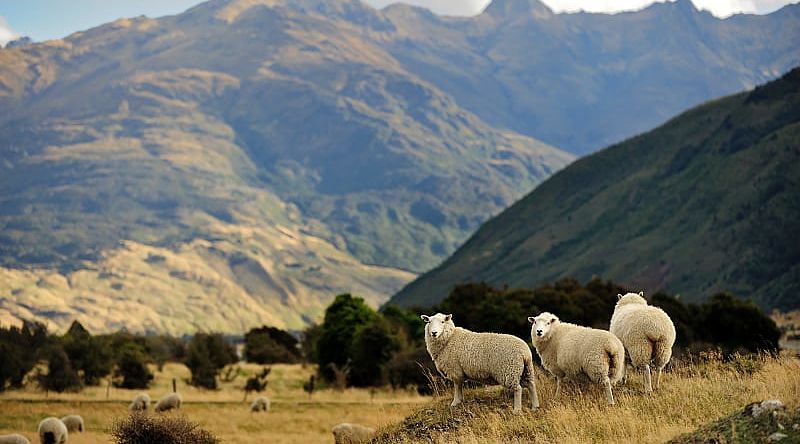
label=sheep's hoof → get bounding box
[450,400,462,407]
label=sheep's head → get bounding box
[420,313,454,341]
[528,312,559,340]
[616,291,648,307]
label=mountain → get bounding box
[381,0,800,154]
[0,0,571,333]
[389,67,800,311]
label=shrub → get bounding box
[316,294,378,382]
[111,413,220,444]
[244,326,301,364]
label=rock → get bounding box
[751,400,785,418]
[767,432,788,442]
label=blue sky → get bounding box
[1,0,796,45]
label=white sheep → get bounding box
[37,417,67,444]
[421,313,539,413]
[610,291,676,392]
[250,396,270,412]
[154,393,182,413]
[331,423,375,444]
[59,416,83,434]
[129,393,151,412]
[0,434,30,444]
[529,312,625,405]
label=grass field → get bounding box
[0,363,426,444]
[2,355,799,443]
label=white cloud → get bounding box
[364,0,795,17]
[0,16,19,46]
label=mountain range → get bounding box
[390,67,800,311]
[0,0,798,332]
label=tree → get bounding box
[243,367,270,401]
[349,318,401,387]
[38,345,82,393]
[185,333,237,389]
[697,293,781,354]
[316,294,378,382]
[114,346,154,389]
[62,321,112,385]
[244,326,301,364]
[0,321,48,391]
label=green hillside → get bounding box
[390,68,800,310]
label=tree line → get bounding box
[0,277,781,394]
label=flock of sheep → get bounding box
[422,291,677,412]
[1,291,675,443]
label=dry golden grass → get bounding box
[2,356,799,443]
[0,363,425,444]
[375,353,800,443]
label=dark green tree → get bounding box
[185,333,237,389]
[0,321,49,391]
[114,346,154,389]
[62,321,112,385]
[696,293,781,353]
[38,345,82,393]
[244,326,301,364]
[316,294,378,382]
[349,318,400,387]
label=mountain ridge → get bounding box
[389,67,800,311]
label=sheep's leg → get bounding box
[603,377,615,405]
[555,378,562,399]
[512,384,522,413]
[654,367,662,390]
[451,380,463,407]
[643,364,652,393]
[527,378,540,409]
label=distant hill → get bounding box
[0,0,570,333]
[382,0,800,154]
[390,68,800,311]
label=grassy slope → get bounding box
[374,355,800,443]
[391,68,800,311]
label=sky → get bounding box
[0,0,796,45]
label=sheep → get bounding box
[250,396,270,412]
[129,393,151,412]
[59,416,83,434]
[610,291,676,392]
[528,312,625,405]
[421,313,539,413]
[37,417,67,444]
[331,423,375,444]
[0,434,30,444]
[154,393,183,413]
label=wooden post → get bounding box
[106,378,111,400]
[172,378,177,393]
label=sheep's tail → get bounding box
[42,432,56,444]
[650,334,673,370]
[607,340,625,384]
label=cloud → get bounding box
[0,16,19,46]
[366,0,490,16]
[364,0,795,17]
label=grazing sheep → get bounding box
[37,417,67,444]
[129,393,151,412]
[154,393,182,413]
[421,313,539,413]
[59,416,83,434]
[332,423,375,444]
[250,396,270,412]
[529,312,625,405]
[610,291,676,392]
[0,434,30,444]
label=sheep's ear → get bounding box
[551,315,559,323]
[445,314,452,322]
[420,315,430,323]
[527,316,535,324]
[639,291,644,297]
[617,293,623,300]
